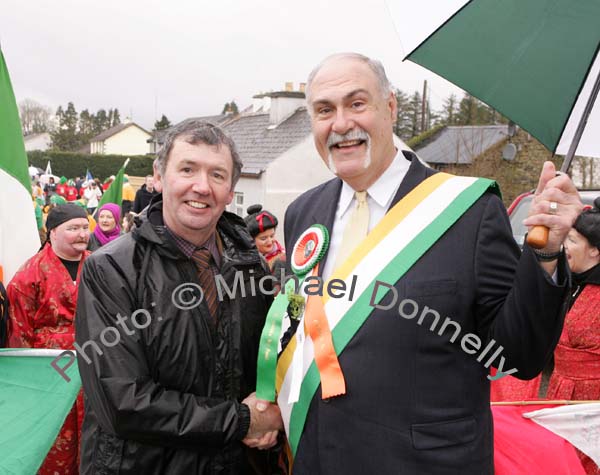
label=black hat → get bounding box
[46,203,88,233]
[244,204,278,238]
[574,197,600,249]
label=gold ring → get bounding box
[549,201,558,214]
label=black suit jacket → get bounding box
[283,152,570,475]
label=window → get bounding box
[233,192,244,217]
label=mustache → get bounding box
[326,128,370,148]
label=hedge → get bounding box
[28,150,154,180]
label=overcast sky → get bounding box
[1,0,467,130]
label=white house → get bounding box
[222,88,412,243]
[24,132,51,151]
[152,86,413,243]
[90,121,151,155]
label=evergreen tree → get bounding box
[440,94,459,125]
[78,109,97,144]
[394,89,413,141]
[50,102,82,151]
[94,109,110,134]
[154,114,172,130]
[112,108,121,126]
[221,101,239,115]
[407,92,423,138]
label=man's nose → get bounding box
[332,109,354,135]
[192,173,211,193]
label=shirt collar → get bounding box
[165,226,220,265]
[338,149,411,217]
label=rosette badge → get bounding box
[291,224,329,277]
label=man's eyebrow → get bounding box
[312,88,372,106]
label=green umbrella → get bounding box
[405,0,600,167]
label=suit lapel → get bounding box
[388,151,434,209]
[310,179,342,277]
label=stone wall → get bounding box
[441,129,561,206]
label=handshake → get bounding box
[241,392,284,450]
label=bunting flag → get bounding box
[493,404,586,475]
[97,158,129,208]
[0,49,40,284]
[524,403,600,467]
[0,349,81,474]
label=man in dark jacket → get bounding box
[132,174,159,213]
[76,120,283,474]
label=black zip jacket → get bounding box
[76,196,273,474]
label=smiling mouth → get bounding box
[331,139,366,150]
[187,200,209,209]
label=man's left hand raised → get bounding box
[524,161,583,274]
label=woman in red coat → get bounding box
[7,204,90,475]
[547,202,600,474]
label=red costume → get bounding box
[492,264,600,474]
[264,239,286,269]
[7,244,89,475]
[56,183,68,198]
[545,282,600,474]
[66,186,78,201]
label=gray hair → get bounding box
[155,119,243,187]
[305,52,393,106]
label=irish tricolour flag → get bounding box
[0,48,40,284]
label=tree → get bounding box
[394,89,414,141]
[440,94,459,126]
[407,91,423,138]
[79,109,95,140]
[94,109,110,135]
[19,99,52,135]
[50,102,82,151]
[154,114,172,131]
[111,108,121,126]
[221,101,239,115]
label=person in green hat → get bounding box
[56,176,68,199]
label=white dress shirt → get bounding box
[322,150,411,281]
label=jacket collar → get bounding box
[133,195,261,266]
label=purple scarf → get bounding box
[94,203,121,246]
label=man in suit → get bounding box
[281,52,581,474]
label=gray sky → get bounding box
[1,0,466,131]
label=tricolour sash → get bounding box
[262,173,499,455]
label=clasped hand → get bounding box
[242,392,283,450]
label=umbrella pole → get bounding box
[527,65,600,249]
[560,63,600,173]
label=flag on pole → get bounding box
[97,158,129,208]
[0,49,40,284]
[0,349,81,474]
[44,160,52,176]
[85,169,93,183]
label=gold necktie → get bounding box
[334,191,369,271]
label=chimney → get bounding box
[285,82,294,92]
[267,91,306,125]
[299,83,306,93]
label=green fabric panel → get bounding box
[407,0,600,152]
[98,162,126,208]
[0,51,31,192]
[0,350,81,474]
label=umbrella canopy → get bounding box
[402,0,600,158]
[28,166,43,177]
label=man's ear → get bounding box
[388,91,398,123]
[153,161,163,193]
